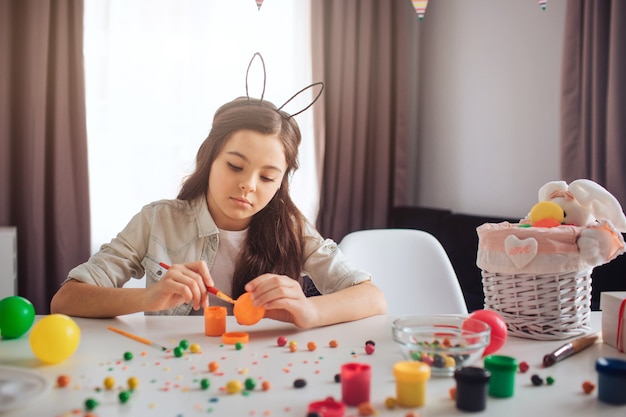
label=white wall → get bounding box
[411,0,566,219]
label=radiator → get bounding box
[0,227,17,299]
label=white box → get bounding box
[600,291,626,352]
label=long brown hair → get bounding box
[178,97,307,298]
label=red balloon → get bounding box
[468,309,508,355]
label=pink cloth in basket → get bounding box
[476,221,625,275]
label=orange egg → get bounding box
[233,292,265,325]
[532,217,561,228]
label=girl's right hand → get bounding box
[145,261,214,312]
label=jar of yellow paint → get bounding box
[393,361,431,407]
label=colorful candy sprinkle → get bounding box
[103,376,115,390]
[329,340,338,348]
[433,355,445,367]
[56,375,71,388]
[358,402,376,416]
[531,374,543,386]
[384,396,397,409]
[226,380,243,394]
[307,341,317,351]
[208,361,219,372]
[419,353,434,366]
[293,378,307,388]
[244,378,256,390]
[519,361,530,373]
[84,398,99,411]
[277,336,287,346]
[128,376,140,390]
[200,378,210,390]
[119,390,131,403]
[123,351,133,361]
[582,380,595,394]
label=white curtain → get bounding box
[84,0,316,254]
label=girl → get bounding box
[51,96,387,329]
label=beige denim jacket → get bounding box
[66,197,370,315]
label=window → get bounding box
[84,0,316,254]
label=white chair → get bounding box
[339,228,468,316]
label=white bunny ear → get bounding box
[538,180,568,201]
[569,179,626,232]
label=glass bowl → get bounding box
[391,315,491,377]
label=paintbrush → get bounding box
[158,262,235,304]
[107,325,168,351]
[542,333,599,367]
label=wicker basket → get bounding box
[481,269,592,340]
[475,221,622,340]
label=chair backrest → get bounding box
[339,228,468,316]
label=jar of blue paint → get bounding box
[595,357,626,405]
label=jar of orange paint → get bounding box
[204,306,226,336]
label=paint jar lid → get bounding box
[222,332,249,344]
[204,306,227,317]
[307,396,346,417]
[454,366,491,383]
[595,357,626,376]
[483,355,518,372]
[393,361,431,382]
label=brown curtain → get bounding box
[0,0,90,314]
[561,0,626,206]
[311,0,420,242]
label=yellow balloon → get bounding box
[529,201,564,224]
[29,314,80,364]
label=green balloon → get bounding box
[0,296,36,339]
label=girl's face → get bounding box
[207,130,287,230]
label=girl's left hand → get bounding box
[244,274,318,329]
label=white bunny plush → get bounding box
[537,179,626,265]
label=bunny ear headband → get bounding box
[245,52,324,119]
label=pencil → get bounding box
[107,325,168,351]
[158,262,235,304]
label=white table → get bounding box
[0,313,624,416]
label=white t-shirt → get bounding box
[191,228,247,315]
[209,229,248,314]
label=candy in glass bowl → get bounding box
[391,315,491,377]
